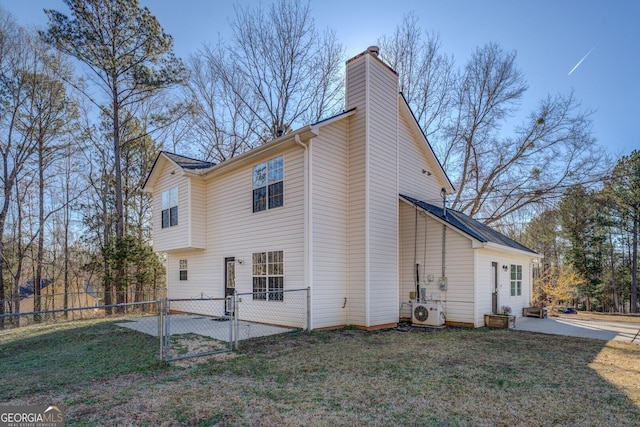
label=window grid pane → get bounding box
[162,209,169,228]
[269,276,284,301]
[268,156,283,183]
[253,188,267,212]
[253,162,267,188]
[170,206,178,226]
[268,182,283,209]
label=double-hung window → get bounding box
[510,264,522,296]
[161,187,178,228]
[252,156,283,212]
[252,251,284,301]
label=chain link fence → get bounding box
[0,291,162,330]
[1,288,310,363]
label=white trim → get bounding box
[364,54,371,328]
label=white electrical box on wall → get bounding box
[438,276,448,290]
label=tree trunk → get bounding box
[631,206,638,313]
[113,86,127,314]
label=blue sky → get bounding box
[3,0,638,158]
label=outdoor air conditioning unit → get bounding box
[412,302,445,327]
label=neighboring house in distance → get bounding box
[144,46,540,329]
[18,278,100,313]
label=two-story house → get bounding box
[144,46,540,329]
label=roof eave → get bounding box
[482,242,542,258]
[200,125,319,180]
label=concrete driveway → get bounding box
[515,315,640,344]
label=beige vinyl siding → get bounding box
[153,165,197,252]
[474,251,496,325]
[201,146,306,327]
[310,121,349,329]
[366,54,399,326]
[346,56,368,326]
[398,110,449,202]
[399,202,475,325]
[166,251,213,299]
[474,249,533,326]
[442,226,476,325]
[188,177,206,249]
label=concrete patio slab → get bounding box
[116,314,296,342]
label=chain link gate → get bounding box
[159,287,310,361]
[160,296,233,361]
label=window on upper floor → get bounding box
[252,155,283,213]
[161,187,178,228]
[510,264,522,296]
[252,251,284,301]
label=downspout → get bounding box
[441,189,447,280]
[414,206,419,301]
[295,134,312,329]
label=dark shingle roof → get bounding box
[400,195,537,255]
[162,151,215,170]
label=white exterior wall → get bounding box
[346,57,368,326]
[399,202,475,326]
[345,51,399,328]
[366,54,399,327]
[310,121,349,329]
[165,145,307,328]
[152,160,204,252]
[398,109,449,202]
[474,250,534,327]
[189,178,206,249]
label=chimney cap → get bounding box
[367,46,379,56]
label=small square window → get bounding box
[179,259,187,281]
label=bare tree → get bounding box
[209,0,345,144]
[182,47,257,162]
[0,13,40,325]
[18,44,77,318]
[446,44,603,224]
[378,12,454,141]
[381,20,605,224]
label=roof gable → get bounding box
[401,195,538,255]
[143,151,215,192]
[398,94,455,194]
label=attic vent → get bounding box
[367,46,379,56]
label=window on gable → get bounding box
[510,264,522,296]
[252,251,284,301]
[161,187,178,228]
[179,259,188,281]
[252,155,283,212]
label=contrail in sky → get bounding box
[568,45,596,75]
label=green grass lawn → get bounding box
[1,319,639,426]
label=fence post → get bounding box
[158,298,164,361]
[233,291,239,351]
[306,286,311,331]
[227,295,233,350]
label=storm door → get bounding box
[225,257,236,315]
[491,262,498,314]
